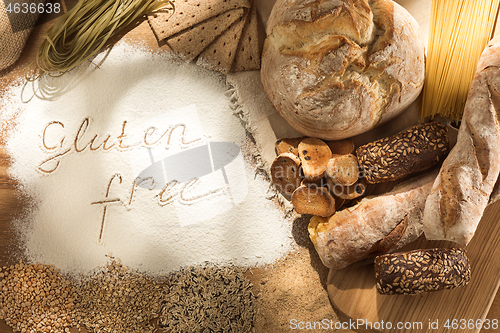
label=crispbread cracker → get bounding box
[148,0,251,41]
[196,9,248,74]
[231,3,261,72]
[167,8,245,62]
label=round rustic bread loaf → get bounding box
[261,0,425,140]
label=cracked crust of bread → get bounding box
[261,0,425,140]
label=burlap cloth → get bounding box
[0,0,46,71]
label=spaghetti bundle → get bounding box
[33,0,172,76]
[421,0,500,121]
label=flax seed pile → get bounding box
[159,264,256,332]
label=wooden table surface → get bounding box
[1,1,500,332]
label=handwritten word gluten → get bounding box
[39,118,202,174]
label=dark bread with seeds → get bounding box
[356,122,449,184]
[374,248,471,295]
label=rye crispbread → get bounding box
[148,0,251,41]
[166,8,245,62]
[196,8,248,73]
[231,2,261,72]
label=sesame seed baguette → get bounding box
[356,122,450,184]
[308,170,438,270]
[374,248,471,295]
[424,36,500,245]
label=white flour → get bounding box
[1,42,292,276]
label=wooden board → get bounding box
[1,1,500,333]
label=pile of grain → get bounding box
[73,258,163,333]
[0,261,76,333]
[252,215,340,332]
[160,264,256,333]
[0,259,258,332]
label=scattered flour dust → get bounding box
[1,42,292,276]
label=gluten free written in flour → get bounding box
[39,116,241,241]
[3,42,291,275]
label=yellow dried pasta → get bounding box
[421,0,500,121]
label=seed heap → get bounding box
[356,122,450,183]
[159,264,256,333]
[0,260,258,332]
[0,261,76,333]
[73,259,163,333]
[374,248,471,295]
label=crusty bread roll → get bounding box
[309,170,437,270]
[261,0,425,140]
[423,36,500,245]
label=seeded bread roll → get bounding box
[375,248,471,295]
[261,0,425,140]
[356,123,449,184]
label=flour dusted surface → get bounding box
[3,43,292,276]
